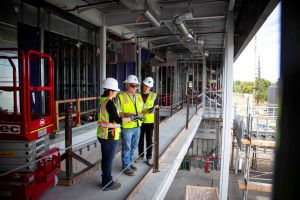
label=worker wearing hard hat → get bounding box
[137,77,158,166]
[115,75,145,176]
[97,78,134,191]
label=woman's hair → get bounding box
[102,89,112,97]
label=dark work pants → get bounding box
[138,123,154,159]
[98,138,118,187]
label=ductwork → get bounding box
[120,0,161,27]
[173,14,193,41]
[142,10,161,27]
[151,53,166,63]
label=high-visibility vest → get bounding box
[117,92,144,128]
[142,92,157,124]
[97,97,121,140]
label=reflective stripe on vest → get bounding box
[143,92,157,124]
[118,92,144,128]
[97,97,121,140]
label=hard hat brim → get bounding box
[103,87,120,91]
[123,80,139,84]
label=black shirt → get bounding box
[106,99,123,124]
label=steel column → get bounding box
[99,24,106,92]
[137,38,142,91]
[202,58,207,109]
[220,11,234,200]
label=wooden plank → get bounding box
[238,179,272,192]
[56,99,77,104]
[56,101,60,131]
[78,97,98,101]
[241,139,276,147]
[80,109,97,115]
[76,99,81,125]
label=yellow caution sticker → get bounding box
[0,151,16,157]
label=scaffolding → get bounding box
[234,105,278,199]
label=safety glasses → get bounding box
[129,84,138,88]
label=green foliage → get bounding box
[254,78,271,104]
[233,81,254,94]
[233,79,271,104]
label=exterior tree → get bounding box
[233,81,254,94]
[254,78,271,104]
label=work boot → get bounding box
[124,168,135,176]
[103,181,121,191]
[131,164,138,171]
[146,159,153,166]
[134,156,143,163]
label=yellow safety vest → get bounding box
[142,92,157,124]
[97,97,121,140]
[117,92,144,128]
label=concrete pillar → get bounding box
[220,11,234,200]
[99,24,106,92]
[202,58,207,109]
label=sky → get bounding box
[233,3,281,83]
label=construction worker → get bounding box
[97,78,134,191]
[138,77,158,166]
[115,75,144,176]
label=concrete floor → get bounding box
[165,168,271,200]
[41,105,199,200]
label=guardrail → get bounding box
[55,97,99,131]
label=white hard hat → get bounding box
[143,77,154,88]
[102,78,120,91]
[123,75,139,84]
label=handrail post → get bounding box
[153,107,160,173]
[170,105,173,116]
[196,97,198,115]
[55,101,59,131]
[76,98,81,126]
[65,102,73,179]
[186,94,190,129]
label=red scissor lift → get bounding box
[0,49,60,200]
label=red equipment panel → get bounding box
[0,148,60,200]
[0,49,55,141]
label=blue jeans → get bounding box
[98,138,119,187]
[121,127,141,169]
